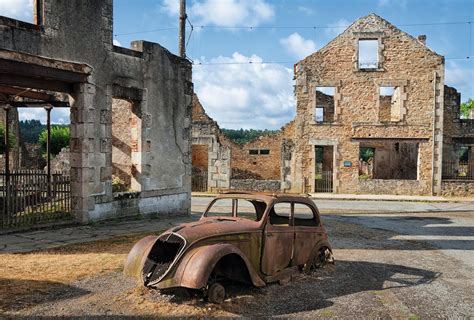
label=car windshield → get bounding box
[204,198,267,221]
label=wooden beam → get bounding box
[0,85,54,101]
[0,74,73,93]
[0,59,88,84]
[9,101,69,108]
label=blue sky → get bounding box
[1,0,473,128]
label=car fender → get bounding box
[177,243,266,289]
[303,239,333,272]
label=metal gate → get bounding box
[314,171,333,193]
[0,170,71,229]
[192,170,208,192]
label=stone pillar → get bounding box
[69,83,96,223]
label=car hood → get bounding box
[164,217,261,243]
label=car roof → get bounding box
[215,191,312,203]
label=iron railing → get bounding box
[0,170,71,229]
[442,161,474,180]
[314,170,333,193]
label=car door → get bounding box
[292,202,324,266]
[261,201,294,275]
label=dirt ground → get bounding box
[1,212,473,318]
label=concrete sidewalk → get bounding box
[0,216,194,253]
[192,192,474,203]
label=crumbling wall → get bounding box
[191,95,231,191]
[292,13,444,195]
[0,0,193,222]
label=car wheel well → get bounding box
[210,253,252,284]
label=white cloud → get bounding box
[193,52,295,129]
[297,6,315,15]
[161,0,274,27]
[280,33,316,60]
[0,0,33,21]
[161,0,180,16]
[19,108,69,125]
[113,39,121,46]
[445,61,474,102]
[325,18,350,38]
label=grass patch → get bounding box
[0,232,162,313]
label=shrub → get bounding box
[39,126,70,156]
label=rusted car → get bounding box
[124,192,333,303]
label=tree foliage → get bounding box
[39,126,70,156]
[19,120,44,144]
[359,147,375,162]
[0,124,16,154]
[221,128,279,145]
[460,99,474,119]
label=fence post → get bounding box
[3,105,10,223]
[45,105,52,198]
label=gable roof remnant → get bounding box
[297,13,443,65]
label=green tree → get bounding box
[221,128,279,144]
[460,99,474,119]
[0,124,16,154]
[19,119,44,144]
[39,126,70,156]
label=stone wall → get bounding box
[291,13,445,196]
[230,179,281,192]
[0,0,193,222]
[441,181,474,197]
[48,147,70,173]
[230,133,283,180]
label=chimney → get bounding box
[418,35,427,45]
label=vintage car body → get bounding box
[124,192,333,303]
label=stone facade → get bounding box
[0,0,193,222]
[289,14,446,195]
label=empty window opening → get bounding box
[359,141,418,180]
[249,149,259,155]
[112,98,141,193]
[1,0,36,24]
[442,146,473,180]
[358,39,378,70]
[259,149,270,155]
[315,87,335,123]
[359,147,375,179]
[379,86,402,122]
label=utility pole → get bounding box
[179,0,186,58]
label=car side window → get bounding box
[294,203,319,227]
[270,202,291,226]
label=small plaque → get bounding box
[343,160,352,167]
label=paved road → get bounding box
[192,196,474,214]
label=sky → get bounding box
[1,0,473,129]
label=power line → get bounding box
[192,56,472,66]
[114,21,473,36]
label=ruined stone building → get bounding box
[192,95,294,192]
[0,0,192,225]
[287,13,473,196]
[192,13,472,196]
